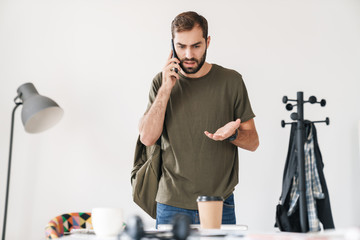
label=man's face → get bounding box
[173,26,209,74]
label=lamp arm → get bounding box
[2,102,22,240]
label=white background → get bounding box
[0,0,360,239]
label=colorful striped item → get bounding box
[45,212,92,239]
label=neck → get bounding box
[182,62,212,79]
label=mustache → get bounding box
[181,58,198,63]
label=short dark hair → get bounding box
[171,11,208,40]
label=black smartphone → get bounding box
[171,39,179,73]
[171,39,179,60]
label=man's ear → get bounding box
[206,36,211,49]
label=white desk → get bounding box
[57,227,360,240]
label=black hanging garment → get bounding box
[275,121,335,232]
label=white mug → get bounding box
[92,208,124,237]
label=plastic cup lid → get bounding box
[197,196,224,202]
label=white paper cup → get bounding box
[92,208,124,237]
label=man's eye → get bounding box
[179,45,185,49]
[194,45,200,48]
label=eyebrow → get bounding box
[177,41,202,47]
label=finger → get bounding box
[168,57,180,65]
[165,52,180,67]
[168,51,173,60]
[168,70,179,80]
[164,59,180,72]
[166,50,180,63]
[204,131,214,139]
[213,133,226,141]
[235,118,241,127]
[169,66,179,74]
[170,73,179,80]
[167,63,180,75]
[205,131,225,141]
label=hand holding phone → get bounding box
[171,39,180,73]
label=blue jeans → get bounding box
[156,194,236,228]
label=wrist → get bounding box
[158,85,172,97]
[227,129,238,142]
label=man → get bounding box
[138,11,259,225]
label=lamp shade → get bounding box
[17,83,64,133]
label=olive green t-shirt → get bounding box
[147,64,255,210]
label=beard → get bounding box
[179,49,207,74]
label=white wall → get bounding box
[0,0,359,239]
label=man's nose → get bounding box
[185,48,193,59]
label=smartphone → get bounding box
[171,39,180,73]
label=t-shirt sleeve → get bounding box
[234,74,255,123]
[146,72,162,112]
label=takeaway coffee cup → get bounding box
[197,196,224,229]
[92,208,124,237]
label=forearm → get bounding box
[139,87,171,146]
[231,128,259,151]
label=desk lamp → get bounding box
[2,83,63,240]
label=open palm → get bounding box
[204,119,241,141]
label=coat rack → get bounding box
[281,91,329,233]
